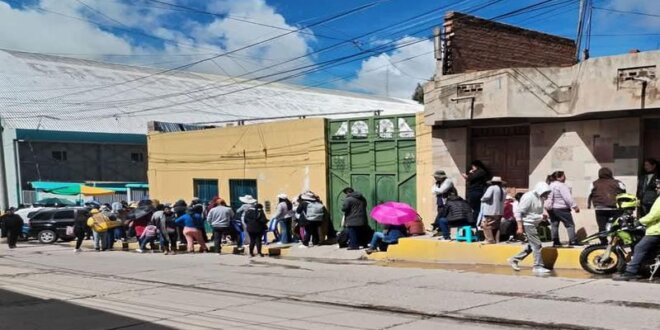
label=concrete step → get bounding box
[370,236,584,270]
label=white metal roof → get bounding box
[0,49,422,135]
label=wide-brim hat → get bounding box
[277,193,288,199]
[239,195,257,204]
[487,176,506,184]
[433,170,448,179]
[301,192,317,201]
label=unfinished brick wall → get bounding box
[442,12,576,75]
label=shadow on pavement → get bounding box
[0,288,173,330]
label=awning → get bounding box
[30,181,82,190]
[47,185,115,196]
[125,183,149,189]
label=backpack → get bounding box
[305,202,325,222]
[337,228,349,248]
[142,225,158,237]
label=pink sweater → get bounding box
[544,181,577,210]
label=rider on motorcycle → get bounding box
[614,181,660,281]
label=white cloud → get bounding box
[606,0,660,29]
[0,0,315,79]
[341,36,435,99]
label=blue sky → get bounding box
[0,0,658,98]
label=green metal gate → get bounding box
[327,115,417,229]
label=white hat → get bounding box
[301,192,317,201]
[488,176,505,184]
[239,195,257,204]
[277,193,288,199]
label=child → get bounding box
[137,224,158,253]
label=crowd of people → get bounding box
[3,158,660,279]
[432,158,660,277]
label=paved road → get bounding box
[0,243,659,330]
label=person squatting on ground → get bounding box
[545,171,581,247]
[508,182,552,274]
[137,224,158,253]
[1,208,23,249]
[437,195,472,241]
[365,225,408,254]
[588,167,626,245]
[480,176,506,244]
[614,182,660,281]
[463,160,490,224]
[341,187,371,250]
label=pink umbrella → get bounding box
[370,202,419,226]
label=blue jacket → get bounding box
[175,213,204,229]
[382,225,407,244]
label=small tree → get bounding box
[412,83,424,104]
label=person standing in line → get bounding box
[637,158,660,217]
[206,198,235,254]
[297,192,325,247]
[153,205,177,255]
[240,196,267,257]
[545,171,580,247]
[480,176,506,244]
[462,160,491,224]
[73,210,88,252]
[1,208,23,249]
[87,208,110,251]
[175,207,208,253]
[508,182,553,274]
[432,170,457,234]
[341,187,369,250]
[588,168,626,245]
[273,194,294,244]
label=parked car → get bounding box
[28,207,90,244]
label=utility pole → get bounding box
[575,0,587,62]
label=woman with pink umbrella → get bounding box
[365,202,417,254]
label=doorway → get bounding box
[229,179,258,211]
[470,126,530,190]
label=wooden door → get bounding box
[471,126,530,190]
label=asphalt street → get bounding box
[0,243,659,330]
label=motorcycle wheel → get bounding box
[580,244,626,275]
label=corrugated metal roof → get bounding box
[0,49,422,135]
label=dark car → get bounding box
[28,207,90,244]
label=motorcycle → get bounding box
[580,194,660,279]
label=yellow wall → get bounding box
[147,119,328,215]
[415,112,435,228]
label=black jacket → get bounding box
[637,173,659,206]
[341,192,368,227]
[243,205,267,234]
[1,214,23,231]
[441,196,473,223]
[467,168,489,193]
